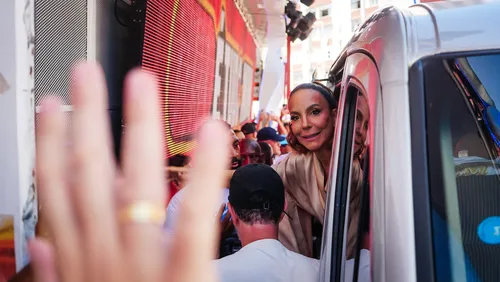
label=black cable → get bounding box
[114,0,130,27]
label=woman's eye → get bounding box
[311,109,321,115]
[291,115,299,121]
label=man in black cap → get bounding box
[241,122,257,140]
[214,164,319,282]
[257,127,285,160]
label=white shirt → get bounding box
[164,187,230,234]
[215,239,319,282]
[273,153,290,165]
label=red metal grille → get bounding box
[142,0,257,158]
[142,0,216,157]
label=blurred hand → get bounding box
[30,62,228,282]
[258,110,268,122]
[269,114,280,122]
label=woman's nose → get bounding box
[301,118,311,129]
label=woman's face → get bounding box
[354,95,369,155]
[289,89,336,152]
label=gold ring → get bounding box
[119,202,166,225]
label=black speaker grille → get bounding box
[34,0,88,106]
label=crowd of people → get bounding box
[161,81,371,281]
[12,62,370,282]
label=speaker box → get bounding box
[34,0,144,161]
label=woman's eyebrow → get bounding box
[290,104,321,115]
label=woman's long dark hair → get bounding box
[287,82,338,153]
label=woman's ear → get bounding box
[332,109,338,125]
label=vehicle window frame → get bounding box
[322,51,380,282]
[329,81,359,282]
[409,59,435,282]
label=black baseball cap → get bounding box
[228,164,285,212]
[241,123,257,135]
[257,127,286,142]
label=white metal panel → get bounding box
[344,6,418,282]
[0,0,36,272]
[409,0,500,63]
[344,52,386,282]
[87,0,97,61]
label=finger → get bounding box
[120,69,166,281]
[36,97,84,282]
[169,119,229,282]
[70,62,122,281]
[29,239,58,282]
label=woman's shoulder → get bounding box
[273,153,290,166]
[272,151,316,173]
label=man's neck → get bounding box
[237,224,279,247]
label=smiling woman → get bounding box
[272,82,339,258]
[289,85,337,156]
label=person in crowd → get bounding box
[233,129,246,141]
[269,113,289,136]
[166,154,191,205]
[257,127,285,160]
[30,62,228,282]
[281,104,291,125]
[240,139,263,166]
[164,123,241,235]
[273,82,369,259]
[217,139,265,259]
[274,139,292,165]
[241,122,257,140]
[280,139,292,155]
[216,138,265,258]
[258,141,274,166]
[215,164,319,282]
[258,110,288,136]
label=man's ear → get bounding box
[228,203,239,226]
[279,198,289,223]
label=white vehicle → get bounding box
[319,1,500,282]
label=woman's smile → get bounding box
[300,132,321,141]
